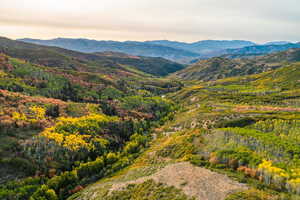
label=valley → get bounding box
[0,37,300,200]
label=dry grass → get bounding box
[105,162,247,200]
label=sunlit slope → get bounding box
[69,63,300,200]
[171,48,300,81]
[173,62,300,104]
[162,62,300,198]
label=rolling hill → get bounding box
[171,48,300,81]
[93,51,185,76]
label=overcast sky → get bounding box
[1,0,299,43]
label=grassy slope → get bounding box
[171,48,300,81]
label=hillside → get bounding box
[0,50,181,199]
[18,38,200,64]
[69,62,300,200]
[0,52,184,103]
[0,37,185,77]
[93,51,185,76]
[171,48,300,81]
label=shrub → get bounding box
[30,185,58,200]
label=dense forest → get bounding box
[0,38,300,200]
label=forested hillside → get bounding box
[0,49,178,200]
[93,51,185,76]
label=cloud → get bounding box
[0,0,299,42]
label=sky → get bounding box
[1,0,299,43]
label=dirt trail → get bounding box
[109,162,247,200]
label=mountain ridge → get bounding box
[221,43,300,58]
[19,38,300,64]
[18,38,200,64]
[145,39,256,54]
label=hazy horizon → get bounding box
[1,0,300,43]
[14,37,298,45]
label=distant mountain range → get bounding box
[263,41,292,45]
[18,38,299,64]
[221,43,300,58]
[145,40,256,54]
[18,38,200,64]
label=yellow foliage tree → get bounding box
[30,106,46,121]
[12,111,27,121]
[40,114,113,152]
